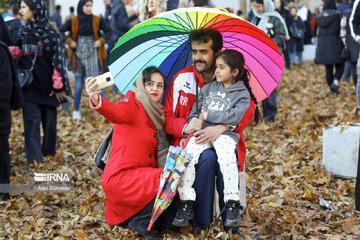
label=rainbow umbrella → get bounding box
[109,7,283,103]
[147,146,193,231]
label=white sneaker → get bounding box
[72,111,81,120]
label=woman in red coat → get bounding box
[86,67,173,240]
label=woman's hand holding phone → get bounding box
[85,77,102,106]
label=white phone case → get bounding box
[95,72,115,91]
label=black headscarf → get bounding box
[18,0,71,96]
[323,0,337,10]
[77,0,93,36]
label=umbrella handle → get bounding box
[147,222,154,231]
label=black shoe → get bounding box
[224,200,241,228]
[356,108,360,116]
[172,200,194,227]
[192,222,208,236]
[228,227,243,237]
[330,83,340,94]
[0,193,10,201]
[128,221,163,240]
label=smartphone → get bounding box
[94,72,115,91]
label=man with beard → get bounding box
[164,28,255,235]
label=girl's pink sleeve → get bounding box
[8,46,22,60]
[52,68,64,90]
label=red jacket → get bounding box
[97,91,162,225]
[164,65,255,172]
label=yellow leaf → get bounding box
[302,190,312,199]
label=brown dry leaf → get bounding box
[75,230,89,240]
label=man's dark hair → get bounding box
[56,5,61,11]
[189,28,223,53]
[255,0,263,4]
[70,6,75,13]
[142,66,167,90]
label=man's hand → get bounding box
[184,118,203,135]
[70,40,77,49]
[93,40,101,48]
[357,38,360,45]
[194,124,231,145]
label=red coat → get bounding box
[96,91,162,225]
[164,65,255,172]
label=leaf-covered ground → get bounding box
[1,62,360,239]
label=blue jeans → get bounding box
[74,76,105,111]
[262,89,277,122]
[289,50,304,64]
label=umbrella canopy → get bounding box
[109,7,283,103]
[147,146,192,231]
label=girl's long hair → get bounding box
[217,49,257,104]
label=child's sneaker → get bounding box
[172,200,194,227]
[224,200,241,228]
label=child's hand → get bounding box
[179,138,186,148]
[184,118,203,135]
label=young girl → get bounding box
[172,49,257,228]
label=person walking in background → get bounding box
[245,0,286,122]
[110,0,138,46]
[274,0,291,69]
[288,6,305,65]
[295,0,312,44]
[64,6,75,23]
[338,0,352,16]
[50,5,62,30]
[341,1,359,87]
[0,15,22,203]
[14,0,71,166]
[61,0,111,120]
[315,0,344,95]
[2,0,22,45]
[124,0,139,26]
[139,0,167,22]
[350,0,360,114]
[103,0,114,73]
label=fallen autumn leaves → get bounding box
[1,62,359,239]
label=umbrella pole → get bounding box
[196,74,198,115]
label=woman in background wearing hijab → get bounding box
[315,0,344,94]
[15,0,71,166]
[61,0,111,120]
[245,0,287,122]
